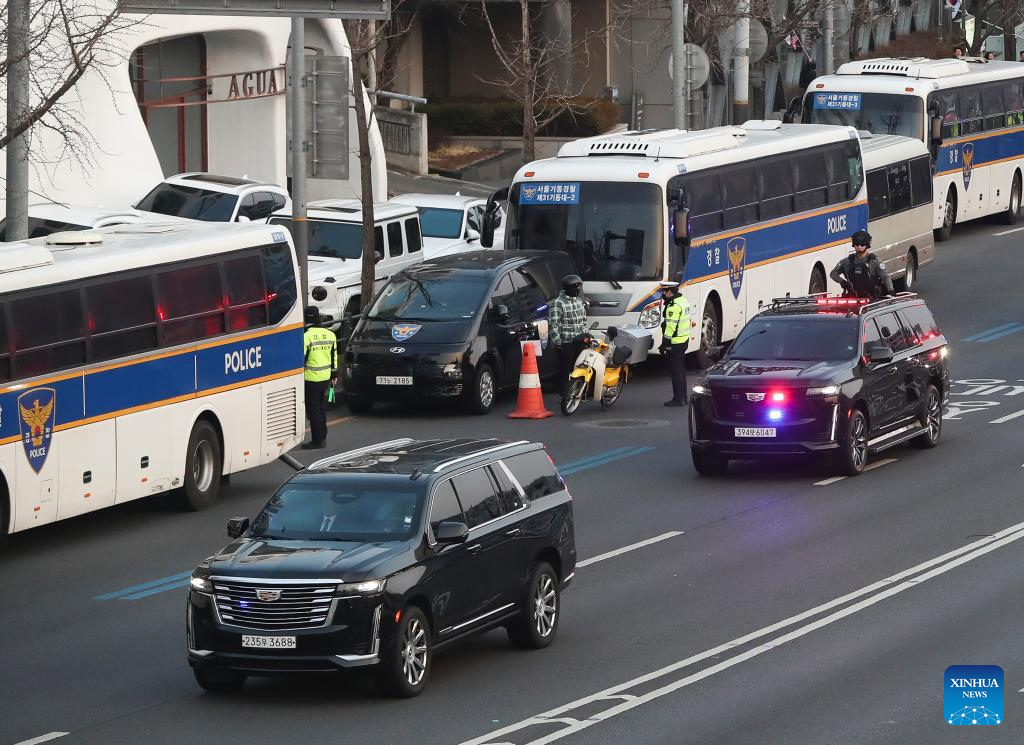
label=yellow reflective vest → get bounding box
[303,326,338,382]
[663,295,691,345]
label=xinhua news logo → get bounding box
[945,665,1004,725]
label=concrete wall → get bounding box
[376,107,429,175]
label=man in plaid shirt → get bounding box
[550,274,588,401]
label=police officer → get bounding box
[549,274,589,402]
[830,230,893,300]
[302,307,338,450]
[660,281,691,406]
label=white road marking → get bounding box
[14,733,70,745]
[576,532,684,568]
[460,519,1024,745]
[990,408,1024,424]
[864,457,897,472]
[814,476,846,486]
[992,226,1024,236]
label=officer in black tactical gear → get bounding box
[830,230,894,300]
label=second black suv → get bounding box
[688,294,949,476]
[187,438,576,697]
[342,250,576,415]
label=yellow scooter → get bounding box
[561,326,632,416]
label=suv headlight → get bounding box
[311,285,328,301]
[806,385,839,396]
[442,362,463,379]
[335,578,386,596]
[691,384,708,395]
[639,300,663,329]
[190,574,213,593]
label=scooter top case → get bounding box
[610,324,653,364]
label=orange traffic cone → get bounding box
[508,343,553,419]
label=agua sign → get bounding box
[226,68,283,101]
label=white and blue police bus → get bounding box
[484,121,867,366]
[0,221,304,535]
[798,56,1024,240]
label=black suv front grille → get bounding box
[213,580,336,631]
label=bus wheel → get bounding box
[178,420,222,511]
[808,267,826,295]
[894,252,916,292]
[696,298,720,369]
[1001,172,1022,225]
[935,188,956,242]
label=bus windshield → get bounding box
[803,92,925,141]
[506,182,664,283]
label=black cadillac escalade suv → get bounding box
[689,294,949,476]
[187,438,576,697]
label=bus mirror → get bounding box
[783,97,802,124]
[481,187,510,248]
[673,208,690,245]
[930,115,943,144]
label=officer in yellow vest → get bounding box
[302,307,338,450]
[659,281,691,407]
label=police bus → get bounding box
[0,222,304,535]
[798,57,1024,240]
[484,121,867,366]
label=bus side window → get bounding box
[684,173,724,236]
[156,263,225,346]
[960,87,983,135]
[886,162,912,214]
[933,90,961,139]
[10,289,87,378]
[866,168,890,221]
[824,145,850,204]
[982,85,1005,131]
[793,151,827,212]
[909,156,932,207]
[261,243,298,325]
[1006,82,1024,126]
[757,158,794,220]
[844,139,864,198]
[721,165,759,229]
[0,305,8,381]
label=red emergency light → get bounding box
[770,391,786,402]
[816,297,870,306]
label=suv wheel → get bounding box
[914,385,942,449]
[379,606,431,697]
[835,408,869,476]
[507,562,560,649]
[466,362,496,415]
[345,395,374,415]
[193,665,246,693]
[691,447,728,476]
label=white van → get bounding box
[269,199,424,330]
[861,134,936,291]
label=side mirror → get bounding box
[673,208,690,246]
[466,228,480,243]
[492,303,511,322]
[435,520,469,544]
[782,96,803,124]
[930,115,943,144]
[227,516,250,539]
[481,187,509,248]
[236,215,252,223]
[606,325,618,340]
[864,344,894,364]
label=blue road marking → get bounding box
[94,570,193,600]
[97,445,656,601]
[963,322,1024,342]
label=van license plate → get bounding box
[376,376,413,385]
[241,635,296,649]
[735,427,776,438]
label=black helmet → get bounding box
[562,274,583,290]
[304,306,321,325]
[852,230,872,247]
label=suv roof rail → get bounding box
[307,438,416,470]
[764,292,919,316]
[433,440,530,473]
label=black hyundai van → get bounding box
[341,250,576,414]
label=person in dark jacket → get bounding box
[830,230,893,300]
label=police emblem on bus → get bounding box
[727,237,746,300]
[962,143,975,190]
[256,589,282,602]
[522,186,537,201]
[18,387,56,474]
[391,323,422,342]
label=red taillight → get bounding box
[266,291,278,302]
[770,391,786,402]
